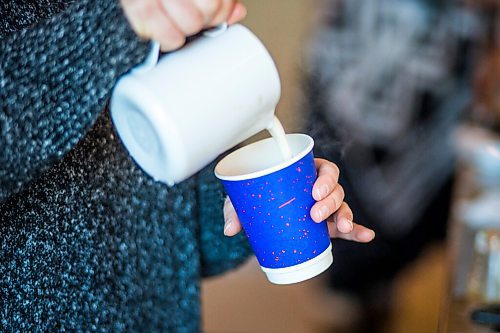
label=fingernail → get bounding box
[315,188,321,200]
[223,197,232,213]
[224,219,232,236]
[315,185,329,200]
[369,230,376,239]
[317,206,329,221]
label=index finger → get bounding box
[312,158,340,201]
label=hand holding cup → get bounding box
[223,158,375,243]
[216,134,375,284]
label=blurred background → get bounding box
[202,0,500,332]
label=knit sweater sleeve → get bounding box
[0,0,150,202]
[196,163,253,278]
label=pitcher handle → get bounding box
[202,22,228,37]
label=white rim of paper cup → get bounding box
[214,133,314,181]
[261,243,333,285]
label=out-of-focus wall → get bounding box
[237,0,317,132]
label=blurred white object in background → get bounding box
[473,143,500,188]
[462,191,500,230]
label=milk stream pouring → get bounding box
[268,116,293,161]
[110,24,284,185]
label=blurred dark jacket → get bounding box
[303,0,480,293]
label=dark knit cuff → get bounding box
[196,164,252,278]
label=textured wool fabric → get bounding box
[0,1,251,331]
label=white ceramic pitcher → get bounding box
[110,24,281,185]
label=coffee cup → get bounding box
[215,134,333,284]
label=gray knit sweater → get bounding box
[0,1,251,331]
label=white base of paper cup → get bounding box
[261,244,333,285]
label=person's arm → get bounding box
[0,0,150,202]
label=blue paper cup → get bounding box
[215,134,333,284]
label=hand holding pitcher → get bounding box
[120,0,247,51]
[110,23,281,185]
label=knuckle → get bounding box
[324,174,337,189]
[330,163,340,177]
[186,11,205,33]
[330,195,338,210]
[328,173,338,185]
[209,16,224,26]
[141,0,158,15]
[197,0,220,17]
[160,35,186,51]
[319,160,339,179]
[211,0,233,23]
[172,35,187,48]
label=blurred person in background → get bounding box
[302,0,483,331]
